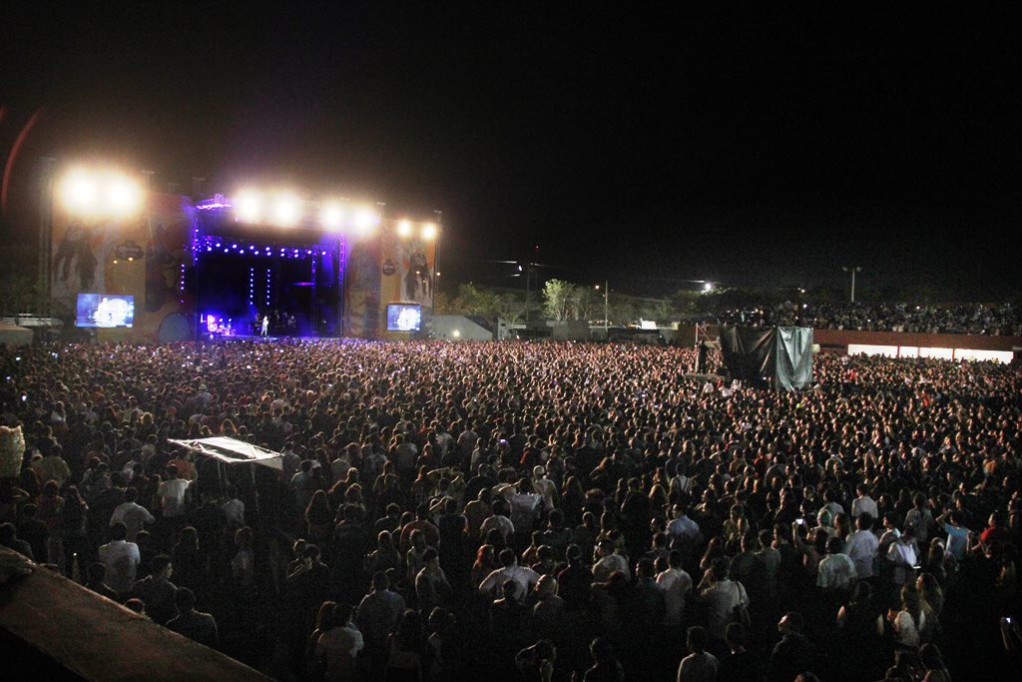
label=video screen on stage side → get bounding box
[76,294,135,328]
[387,303,421,332]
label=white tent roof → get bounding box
[168,437,283,470]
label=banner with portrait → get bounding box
[51,192,194,340]
[343,226,436,338]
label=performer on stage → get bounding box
[261,314,270,337]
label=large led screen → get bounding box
[76,294,135,328]
[386,303,421,332]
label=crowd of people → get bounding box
[694,301,1022,336]
[1,339,1021,681]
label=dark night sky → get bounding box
[2,4,1019,298]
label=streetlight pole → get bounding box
[595,282,609,337]
[603,280,608,335]
[842,266,862,303]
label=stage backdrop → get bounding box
[719,326,814,390]
[51,192,195,341]
[344,227,435,338]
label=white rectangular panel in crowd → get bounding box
[847,344,899,358]
[168,437,284,470]
[953,348,1014,363]
[918,347,954,360]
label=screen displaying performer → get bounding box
[76,294,135,328]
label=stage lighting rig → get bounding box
[57,167,143,219]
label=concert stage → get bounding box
[194,202,345,340]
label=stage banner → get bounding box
[346,227,436,338]
[51,192,194,341]
[344,235,382,338]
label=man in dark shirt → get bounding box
[84,562,120,602]
[166,587,219,649]
[718,623,763,682]
[17,504,49,564]
[767,612,813,682]
[557,544,594,613]
[130,554,178,625]
[0,522,33,560]
[490,579,529,657]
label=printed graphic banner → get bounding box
[51,192,194,340]
[344,227,435,338]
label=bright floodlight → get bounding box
[59,168,145,218]
[421,222,438,240]
[59,170,99,213]
[397,219,413,238]
[271,192,303,227]
[703,282,714,293]
[107,176,142,216]
[320,201,346,231]
[234,189,263,223]
[354,206,379,233]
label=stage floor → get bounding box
[208,334,344,342]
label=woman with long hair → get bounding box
[560,475,585,526]
[385,609,425,682]
[366,530,403,576]
[172,525,203,593]
[889,585,925,649]
[59,485,89,578]
[470,544,496,589]
[305,490,334,545]
[306,600,339,679]
[837,581,887,676]
[917,572,944,644]
[37,479,63,567]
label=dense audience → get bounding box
[1,339,1021,681]
[694,301,1022,336]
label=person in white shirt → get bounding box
[479,499,515,543]
[479,548,539,601]
[817,536,858,591]
[656,550,693,626]
[592,539,631,583]
[531,466,558,512]
[677,626,719,682]
[222,490,245,530]
[844,513,880,579]
[851,484,879,520]
[817,490,845,528]
[699,558,749,641]
[98,522,141,596]
[667,504,702,550]
[110,487,155,542]
[315,602,364,678]
[157,465,191,519]
[888,585,925,648]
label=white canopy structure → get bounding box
[168,437,283,470]
[168,437,282,513]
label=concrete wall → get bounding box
[432,315,494,341]
[551,321,590,341]
[0,547,270,681]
